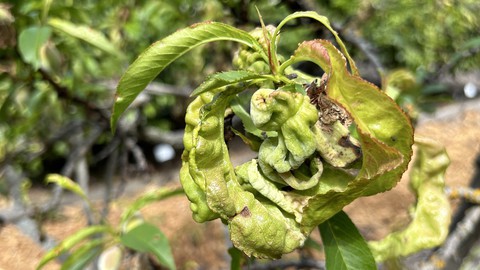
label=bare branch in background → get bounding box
[141,127,184,149]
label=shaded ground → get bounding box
[1,99,479,270]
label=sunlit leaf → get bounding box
[111,21,265,130]
[45,174,88,201]
[48,18,123,57]
[293,40,414,229]
[120,222,175,270]
[37,225,112,270]
[319,211,376,270]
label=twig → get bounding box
[38,68,110,122]
[125,137,147,171]
[423,206,480,270]
[446,186,480,204]
[39,124,104,213]
[141,127,184,149]
[101,146,118,219]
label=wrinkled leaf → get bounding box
[48,18,123,57]
[120,222,175,270]
[45,174,88,201]
[289,40,414,230]
[368,137,451,261]
[111,21,265,130]
[37,225,111,270]
[18,26,51,69]
[319,211,376,270]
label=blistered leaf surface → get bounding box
[368,137,451,261]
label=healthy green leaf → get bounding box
[18,26,52,69]
[230,97,266,138]
[319,211,377,270]
[228,247,244,270]
[37,225,112,270]
[48,18,123,57]
[120,222,175,270]
[111,21,265,130]
[368,137,451,261]
[45,174,88,201]
[61,239,104,270]
[304,237,323,252]
[191,70,266,96]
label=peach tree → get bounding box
[111,11,450,269]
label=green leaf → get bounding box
[228,247,244,270]
[368,137,451,261]
[191,70,266,96]
[319,211,376,270]
[120,222,176,270]
[61,239,104,270]
[230,97,265,138]
[48,18,123,57]
[45,174,88,201]
[120,186,184,224]
[111,21,265,131]
[289,40,414,230]
[37,225,112,270]
[304,237,323,252]
[18,26,51,69]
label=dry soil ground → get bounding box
[1,99,479,270]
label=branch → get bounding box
[141,127,184,149]
[422,206,480,269]
[38,68,110,122]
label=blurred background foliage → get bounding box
[0,0,479,202]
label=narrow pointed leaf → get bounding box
[37,225,111,270]
[228,247,244,270]
[191,70,265,96]
[45,174,88,201]
[61,239,104,270]
[319,211,376,270]
[121,187,184,224]
[111,22,264,130]
[120,222,176,270]
[48,18,122,57]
